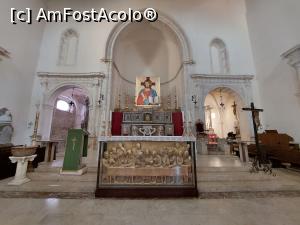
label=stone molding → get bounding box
[281,44,300,68]
[191,74,254,81]
[38,72,105,79]
[0,46,10,61]
[191,74,254,124]
[98,136,196,142]
[191,74,254,103]
[282,45,300,97]
[37,72,106,140]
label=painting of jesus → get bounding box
[136,76,160,106]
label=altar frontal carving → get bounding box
[100,142,193,185]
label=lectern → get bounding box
[60,129,88,175]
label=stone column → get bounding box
[8,155,37,185]
[281,45,300,97]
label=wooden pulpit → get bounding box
[60,129,88,175]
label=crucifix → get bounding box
[71,137,77,151]
[204,105,213,130]
[242,102,264,166]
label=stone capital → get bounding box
[281,44,300,69]
[0,47,10,61]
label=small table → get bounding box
[8,154,37,185]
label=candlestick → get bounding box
[31,111,40,146]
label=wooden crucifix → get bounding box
[242,102,264,165]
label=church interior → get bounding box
[1,0,300,224]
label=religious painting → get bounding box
[135,76,160,106]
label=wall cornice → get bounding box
[0,46,10,61]
[37,72,105,79]
[281,44,300,68]
[191,74,254,80]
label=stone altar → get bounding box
[121,111,174,136]
[96,136,198,197]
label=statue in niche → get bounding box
[0,108,13,145]
[136,77,160,106]
[157,126,165,136]
[131,125,139,136]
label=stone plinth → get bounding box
[8,154,37,185]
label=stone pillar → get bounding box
[8,155,37,185]
[282,45,300,97]
[238,142,249,163]
[197,137,208,155]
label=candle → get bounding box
[182,111,185,122]
[109,110,112,121]
[189,112,192,122]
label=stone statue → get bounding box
[0,108,12,123]
[0,108,13,145]
[0,125,13,145]
[157,126,165,136]
[132,125,139,136]
[153,151,162,167]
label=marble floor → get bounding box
[1,197,300,225]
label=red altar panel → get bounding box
[172,112,183,136]
[111,112,123,136]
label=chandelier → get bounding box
[219,89,225,109]
[69,88,75,112]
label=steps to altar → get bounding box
[1,155,300,198]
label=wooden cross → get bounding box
[242,102,264,165]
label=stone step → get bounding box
[196,171,276,182]
[35,166,61,173]
[35,166,98,173]
[28,172,97,182]
[196,166,250,172]
[197,179,300,193]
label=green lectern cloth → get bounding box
[62,129,88,171]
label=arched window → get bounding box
[210,38,230,74]
[58,29,79,66]
[56,100,70,112]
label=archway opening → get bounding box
[111,20,184,110]
[49,87,89,158]
[204,87,250,141]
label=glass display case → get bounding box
[95,136,198,198]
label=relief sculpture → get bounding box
[101,141,192,185]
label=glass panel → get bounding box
[98,141,196,187]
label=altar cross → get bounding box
[141,77,156,87]
[242,102,264,165]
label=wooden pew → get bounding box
[248,130,300,167]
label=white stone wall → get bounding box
[0,0,46,145]
[246,0,300,142]
[1,0,258,145]
[36,0,255,75]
